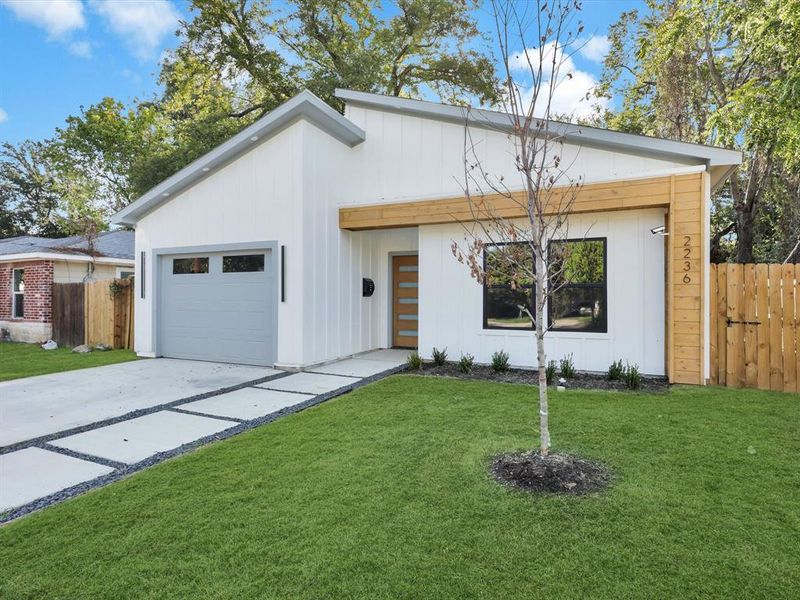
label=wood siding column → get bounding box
[668,172,706,384]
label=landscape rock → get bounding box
[94,343,112,351]
[41,340,58,350]
[72,344,92,353]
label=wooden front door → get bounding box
[392,255,419,348]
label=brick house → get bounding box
[0,231,134,343]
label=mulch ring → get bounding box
[491,452,612,495]
[404,362,669,392]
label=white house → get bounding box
[113,90,741,384]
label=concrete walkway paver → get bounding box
[258,372,357,395]
[50,411,237,465]
[0,448,113,512]
[181,387,313,421]
[0,359,279,446]
[310,358,409,378]
[1,348,409,520]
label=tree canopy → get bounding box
[1,0,499,236]
[596,0,800,262]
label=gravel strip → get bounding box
[39,443,129,471]
[167,407,247,423]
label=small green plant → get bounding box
[559,353,576,379]
[623,362,642,390]
[491,350,510,372]
[458,353,474,373]
[545,360,557,385]
[407,351,422,370]
[608,359,625,381]
[431,347,448,366]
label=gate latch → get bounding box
[726,318,761,326]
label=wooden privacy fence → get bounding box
[52,279,134,349]
[710,263,799,392]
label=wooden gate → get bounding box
[710,264,799,392]
[51,283,85,347]
[51,279,134,349]
[85,279,134,349]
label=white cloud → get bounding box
[1,0,85,39]
[90,0,180,60]
[0,107,7,124]
[578,35,610,63]
[507,41,608,121]
[69,40,93,58]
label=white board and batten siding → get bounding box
[418,210,667,375]
[341,105,703,206]
[133,99,709,372]
[133,120,418,367]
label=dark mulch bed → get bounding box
[404,361,669,392]
[491,452,612,495]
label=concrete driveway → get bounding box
[0,350,409,520]
[0,358,278,447]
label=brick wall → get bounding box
[0,260,54,323]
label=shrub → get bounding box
[458,353,474,374]
[491,350,510,372]
[607,359,625,381]
[545,360,557,385]
[432,347,448,366]
[407,351,422,370]
[623,363,642,390]
[559,354,576,379]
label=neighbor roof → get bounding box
[0,230,134,260]
[112,90,366,226]
[334,89,743,169]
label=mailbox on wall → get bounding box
[362,278,375,297]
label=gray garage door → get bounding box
[159,249,276,366]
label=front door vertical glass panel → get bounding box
[392,255,418,348]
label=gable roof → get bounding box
[0,230,134,261]
[112,90,366,226]
[334,89,742,189]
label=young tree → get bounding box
[451,0,586,456]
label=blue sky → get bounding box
[0,0,642,144]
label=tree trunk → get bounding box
[735,205,756,263]
[535,246,550,456]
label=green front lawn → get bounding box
[1,377,798,598]
[0,342,138,381]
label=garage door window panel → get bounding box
[173,257,209,274]
[223,254,265,273]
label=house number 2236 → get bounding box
[682,235,692,283]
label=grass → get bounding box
[1,377,798,598]
[0,342,138,381]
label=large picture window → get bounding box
[548,238,607,333]
[483,243,534,330]
[12,268,24,318]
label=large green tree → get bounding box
[597,0,800,263]
[279,0,499,106]
[1,0,501,237]
[0,141,65,237]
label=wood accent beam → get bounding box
[338,174,702,231]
